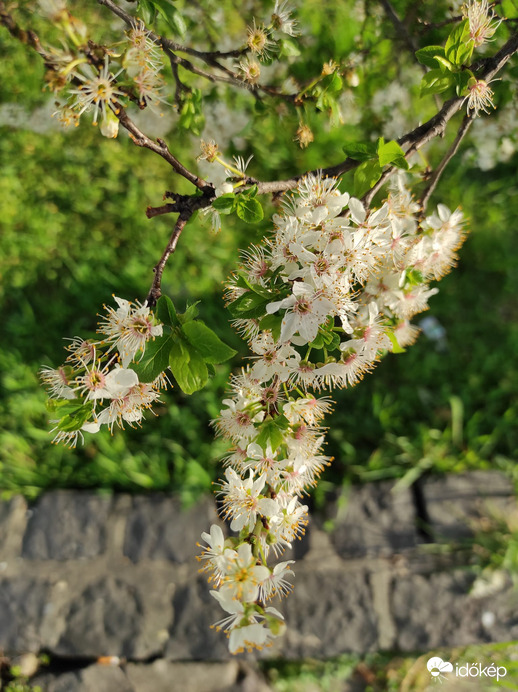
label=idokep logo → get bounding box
[455,662,507,681]
[427,657,453,680]
[426,656,508,683]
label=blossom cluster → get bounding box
[239,0,299,85]
[200,172,466,652]
[36,1,165,136]
[41,297,167,447]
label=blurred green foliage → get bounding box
[0,0,517,502]
[263,641,518,691]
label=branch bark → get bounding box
[146,214,190,307]
[419,115,473,212]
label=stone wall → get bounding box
[0,471,516,691]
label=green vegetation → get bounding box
[1,0,517,506]
[263,641,518,691]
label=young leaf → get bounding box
[377,140,409,169]
[353,160,382,198]
[259,313,282,341]
[156,295,179,327]
[342,141,378,161]
[182,320,237,364]
[387,331,406,354]
[130,334,174,382]
[236,196,264,223]
[279,38,301,57]
[178,301,200,324]
[454,70,473,96]
[169,338,209,395]
[255,418,286,452]
[151,0,187,36]
[445,19,473,66]
[56,401,95,432]
[433,55,455,72]
[420,69,454,97]
[228,291,270,319]
[236,271,271,297]
[137,0,157,25]
[415,45,446,68]
[212,194,236,213]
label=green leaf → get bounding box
[279,38,300,57]
[151,0,187,36]
[445,19,473,66]
[46,398,83,415]
[258,313,282,341]
[342,141,378,161]
[169,338,209,395]
[236,196,264,223]
[178,90,205,134]
[454,69,474,96]
[327,331,341,352]
[502,0,518,19]
[415,45,446,68]
[377,139,409,169]
[228,291,270,319]
[326,71,343,93]
[57,401,95,432]
[182,320,237,364]
[386,331,406,354]
[235,271,271,297]
[433,55,455,72]
[212,194,236,213]
[130,334,174,382]
[420,69,455,97]
[178,301,200,324]
[353,160,382,198]
[255,418,286,452]
[137,0,157,24]
[156,295,179,327]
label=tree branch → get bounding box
[419,114,473,212]
[379,0,418,56]
[97,0,298,102]
[0,0,48,58]
[146,214,191,307]
[115,107,210,191]
[256,31,518,196]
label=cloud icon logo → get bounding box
[427,657,454,678]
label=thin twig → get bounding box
[417,15,463,34]
[420,115,473,212]
[256,32,518,196]
[146,214,191,307]
[0,0,48,58]
[115,107,210,191]
[379,0,418,55]
[378,0,441,108]
[97,0,298,102]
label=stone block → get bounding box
[0,578,50,653]
[123,495,219,564]
[166,576,231,660]
[280,566,378,658]
[22,492,111,560]
[326,483,418,558]
[422,471,515,541]
[54,577,143,658]
[34,666,135,692]
[125,660,239,692]
[391,568,518,651]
